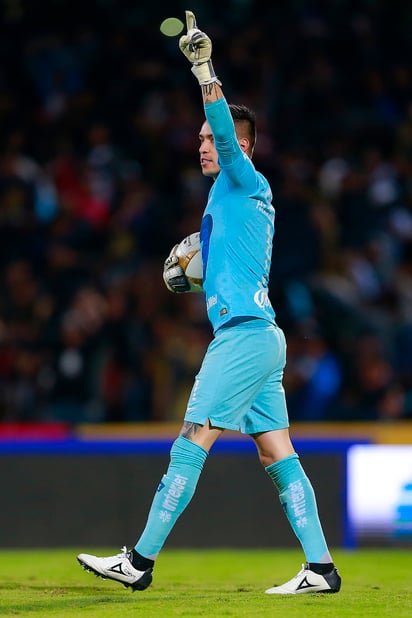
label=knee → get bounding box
[255,441,296,468]
[258,452,278,468]
[253,429,295,467]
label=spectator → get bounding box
[0,1,410,423]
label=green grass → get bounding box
[0,548,410,617]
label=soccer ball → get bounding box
[176,232,203,292]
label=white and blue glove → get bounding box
[179,10,221,86]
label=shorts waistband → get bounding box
[217,317,276,331]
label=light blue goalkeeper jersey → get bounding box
[200,98,276,333]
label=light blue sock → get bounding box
[266,454,332,563]
[135,436,208,560]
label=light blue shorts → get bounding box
[184,319,289,434]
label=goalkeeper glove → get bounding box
[163,245,191,293]
[179,10,221,86]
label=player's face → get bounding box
[198,121,220,178]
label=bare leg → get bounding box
[252,427,295,466]
[180,419,224,450]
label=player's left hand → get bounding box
[163,245,191,293]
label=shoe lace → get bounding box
[119,546,132,561]
[270,564,307,587]
[289,564,307,582]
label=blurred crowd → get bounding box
[0,0,411,424]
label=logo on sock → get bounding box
[289,480,307,524]
[159,510,172,523]
[162,474,188,512]
[156,478,166,493]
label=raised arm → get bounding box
[179,10,249,175]
[179,10,224,105]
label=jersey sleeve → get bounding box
[204,98,255,187]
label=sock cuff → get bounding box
[170,435,208,471]
[265,453,300,490]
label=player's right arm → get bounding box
[179,11,252,183]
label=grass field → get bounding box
[0,548,410,617]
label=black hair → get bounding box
[228,103,257,153]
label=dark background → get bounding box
[0,450,343,548]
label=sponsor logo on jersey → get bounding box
[254,287,271,309]
[207,294,218,310]
[256,200,274,223]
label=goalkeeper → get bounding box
[78,10,341,596]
